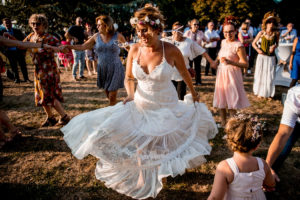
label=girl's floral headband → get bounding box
[130,16,164,27]
[233,113,265,142]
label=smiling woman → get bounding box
[64,14,127,106]
[61,4,218,200]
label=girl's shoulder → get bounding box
[216,159,235,183]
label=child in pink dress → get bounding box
[213,16,250,127]
[58,39,73,70]
[208,113,275,200]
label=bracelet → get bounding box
[125,77,135,81]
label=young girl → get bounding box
[208,113,275,200]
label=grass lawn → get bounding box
[0,63,299,200]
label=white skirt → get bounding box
[61,94,218,199]
[253,54,276,98]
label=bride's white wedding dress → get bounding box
[61,42,218,199]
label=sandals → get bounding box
[56,114,71,126]
[41,116,58,127]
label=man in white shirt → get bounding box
[204,21,220,76]
[266,85,300,181]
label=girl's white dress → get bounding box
[61,42,218,199]
[225,157,266,200]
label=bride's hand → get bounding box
[192,93,200,103]
[123,96,134,104]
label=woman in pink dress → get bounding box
[213,16,250,127]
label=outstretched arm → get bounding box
[1,35,43,48]
[66,33,97,51]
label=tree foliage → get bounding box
[192,0,300,27]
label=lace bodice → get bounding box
[132,42,178,110]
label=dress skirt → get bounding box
[61,94,218,199]
[253,54,276,98]
[213,64,250,109]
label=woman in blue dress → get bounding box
[65,15,127,105]
[289,30,300,88]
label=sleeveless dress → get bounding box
[291,36,300,80]
[253,32,278,98]
[94,32,124,91]
[61,42,218,199]
[225,157,266,200]
[213,40,250,109]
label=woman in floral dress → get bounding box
[24,14,70,127]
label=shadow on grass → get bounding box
[0,134,69,153]
[0,182,210,200]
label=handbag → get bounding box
[188,68,196,78]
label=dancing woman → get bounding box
[61,4,218,199]
[24,14,70,127]
[213,16,250,127]
[64,15,127,106]
[252,12,280,99]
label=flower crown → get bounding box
[130,16,164,27]
[233,113,265,142]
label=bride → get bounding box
[61,4,218,199]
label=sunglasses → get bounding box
[193,24,199,26]
[31,22,41,26]
[242,28,248,30]
[224,30,235,34]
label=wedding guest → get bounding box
[184,19,207,85]
[204,21,220,76]
[252,11,280,100]
[24,14,70,127]
[213,16,250,127]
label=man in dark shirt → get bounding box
[0,18,31,83]
[65,17,87,81]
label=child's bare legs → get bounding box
[219,109,227,127]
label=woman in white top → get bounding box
[163,21,216,100]
[208,113,275,200]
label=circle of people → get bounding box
[0,4,299,200]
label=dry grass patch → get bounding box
[0,64,299,199]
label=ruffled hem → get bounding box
[61,94,218,199]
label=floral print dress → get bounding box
[24,33,64,106]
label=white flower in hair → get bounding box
[155,19,160,24]
[144,16,150,22]
[130,17,138,25]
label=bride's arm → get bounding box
[123,44,137,104]
[170,45,199,102]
